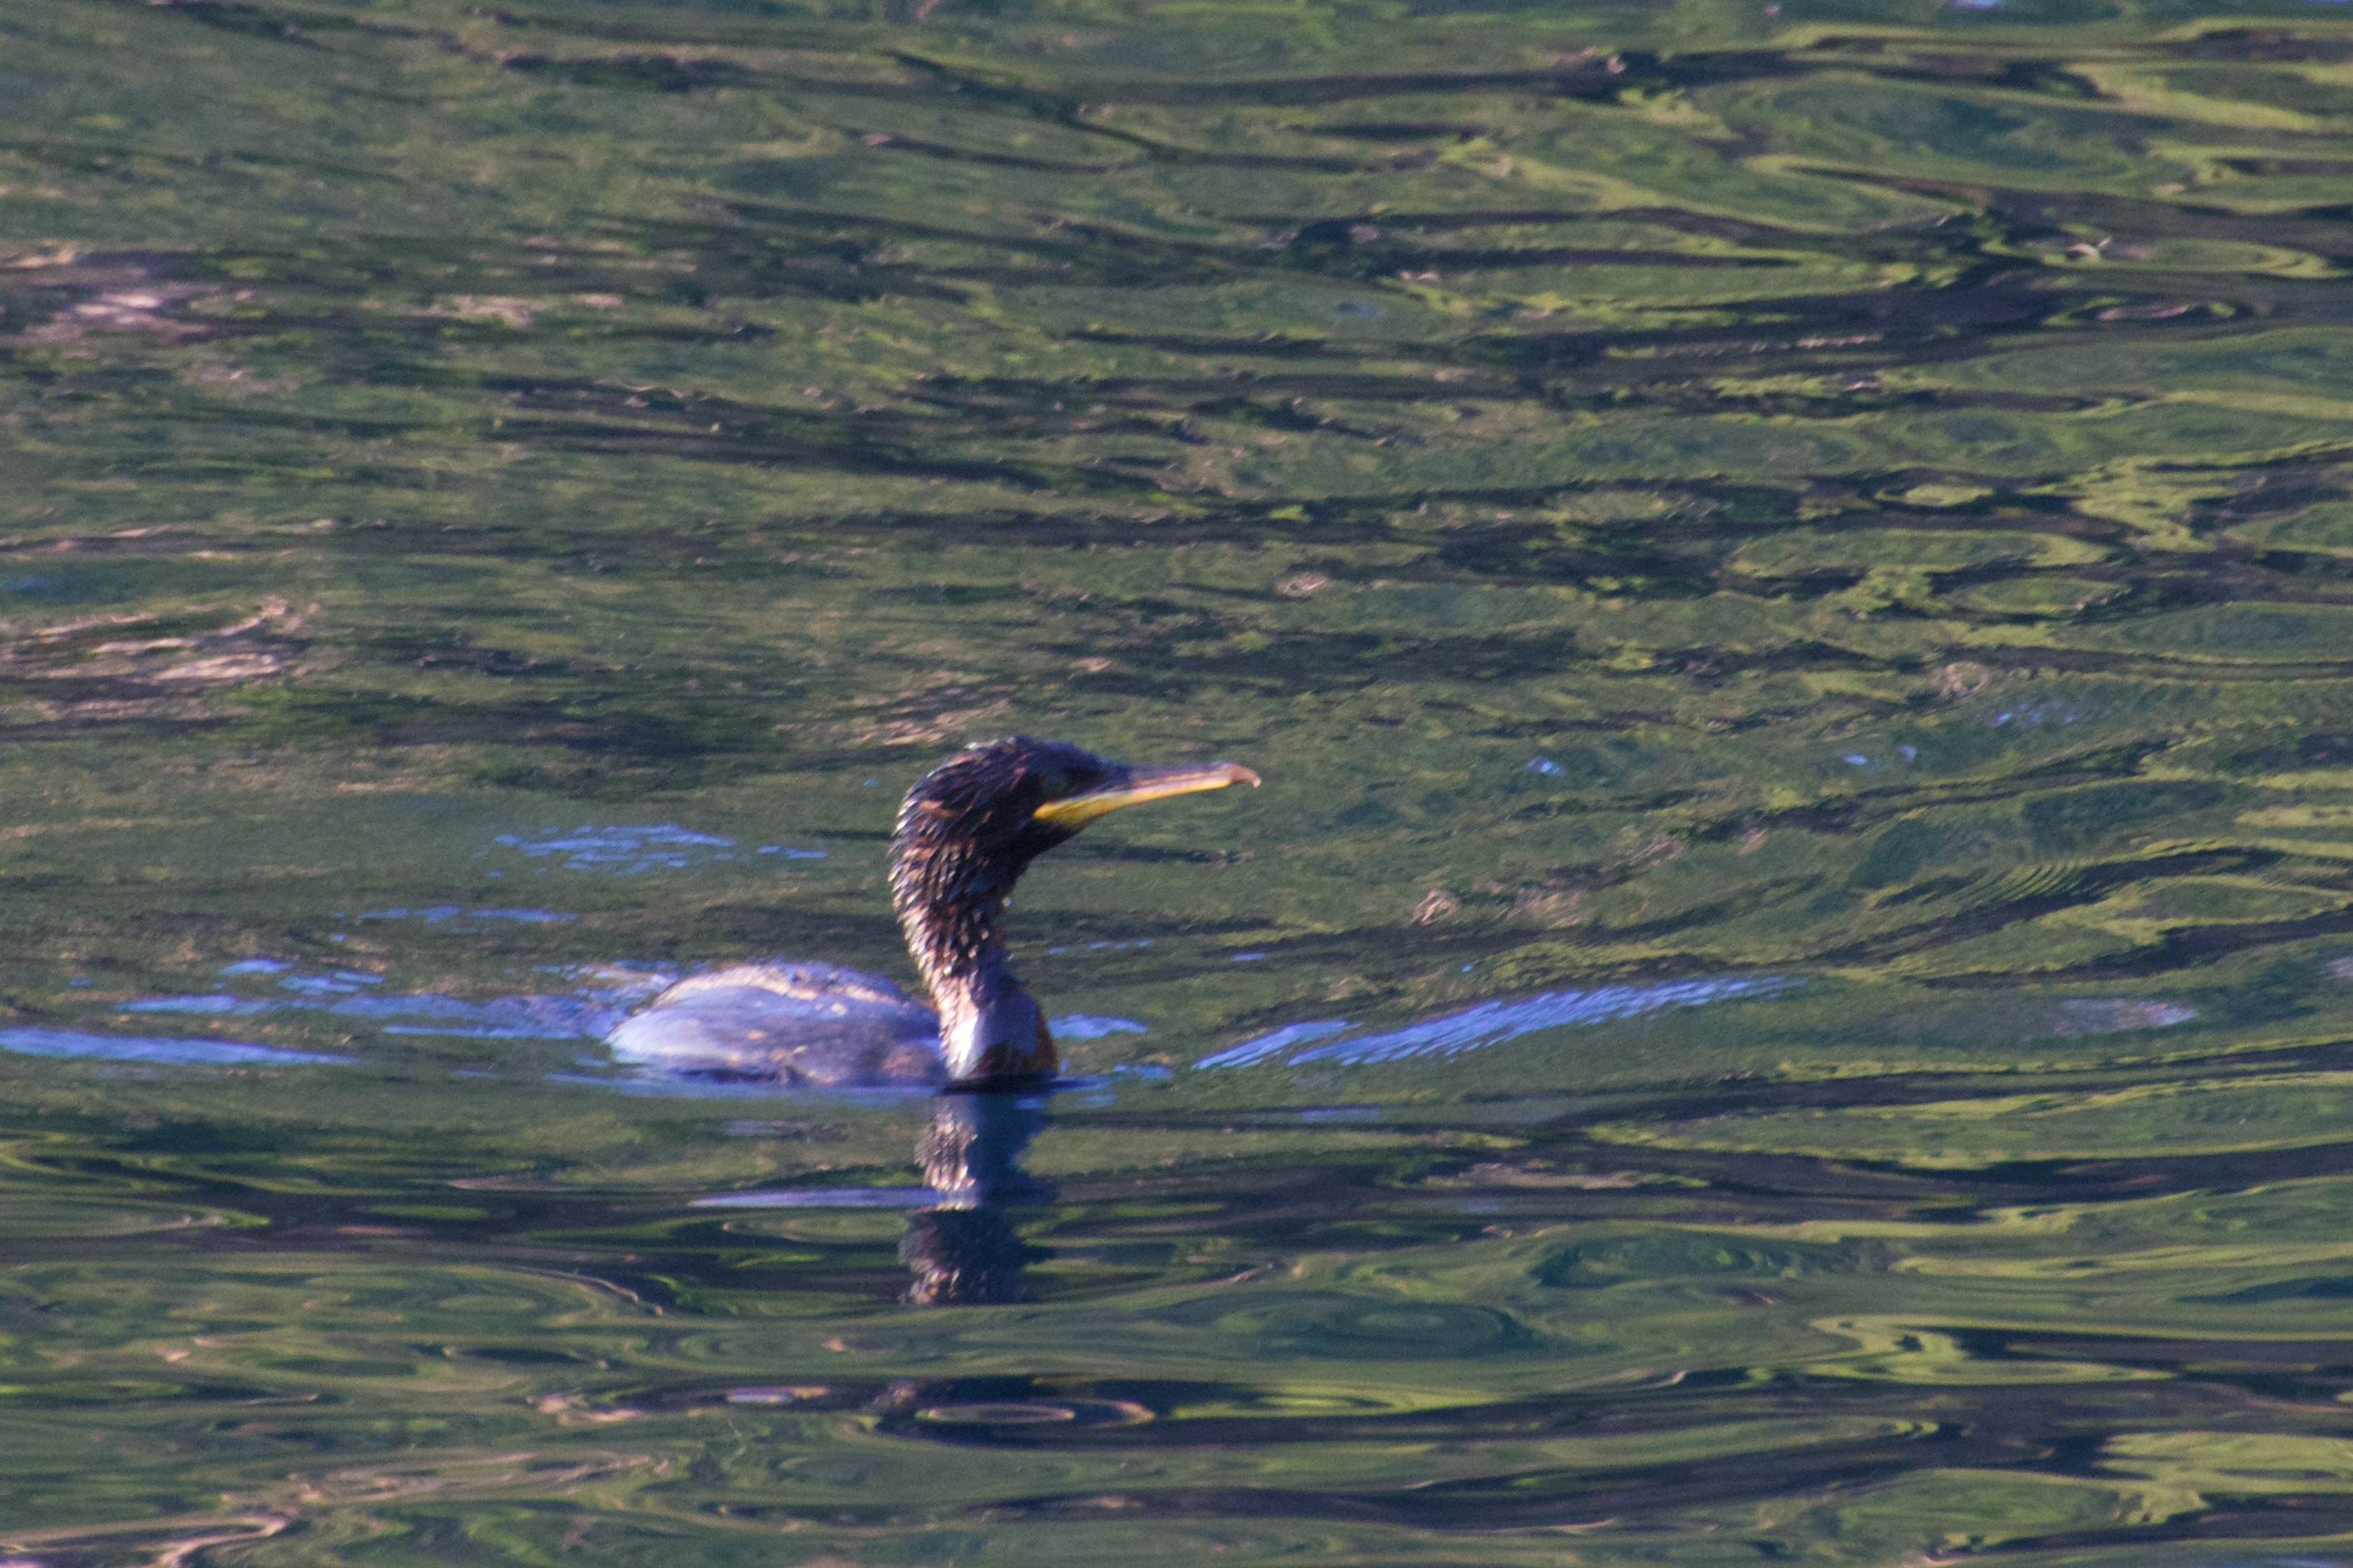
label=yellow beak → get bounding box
[1032,760,1261,829]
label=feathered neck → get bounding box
[889,782,1059,1081]
[890,807,1027,989]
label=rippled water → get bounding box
[8,0,2353,1561]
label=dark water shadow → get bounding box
[901,1088,1056,1305]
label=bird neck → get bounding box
[894,861,1057,1083]
[931,943,1055,1084]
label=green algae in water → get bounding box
[8,0,2353,1562]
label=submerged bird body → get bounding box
[604,961,945,1087]
[606,737,1257,1087]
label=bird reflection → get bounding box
[901,1088,1055,1305]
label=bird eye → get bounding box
[1034,770,1070,799]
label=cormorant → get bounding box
[607,737,1258,1087]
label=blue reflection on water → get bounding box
[117,959,662,1041]
[278,971,384,996]
[122,987,627,1038]
[494,825,825,874]
[1050,1014,1149,1040]
[1198,976,1797,1069]
[0,1027,348,1065]
[1194,1018,1358,1069]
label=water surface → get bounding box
[8,0,2353,1561]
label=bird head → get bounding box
[889,736,1259,979]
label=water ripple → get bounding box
[1199,976,1799,1069]
[0,1027,348,1066]
[493,825,825,875]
